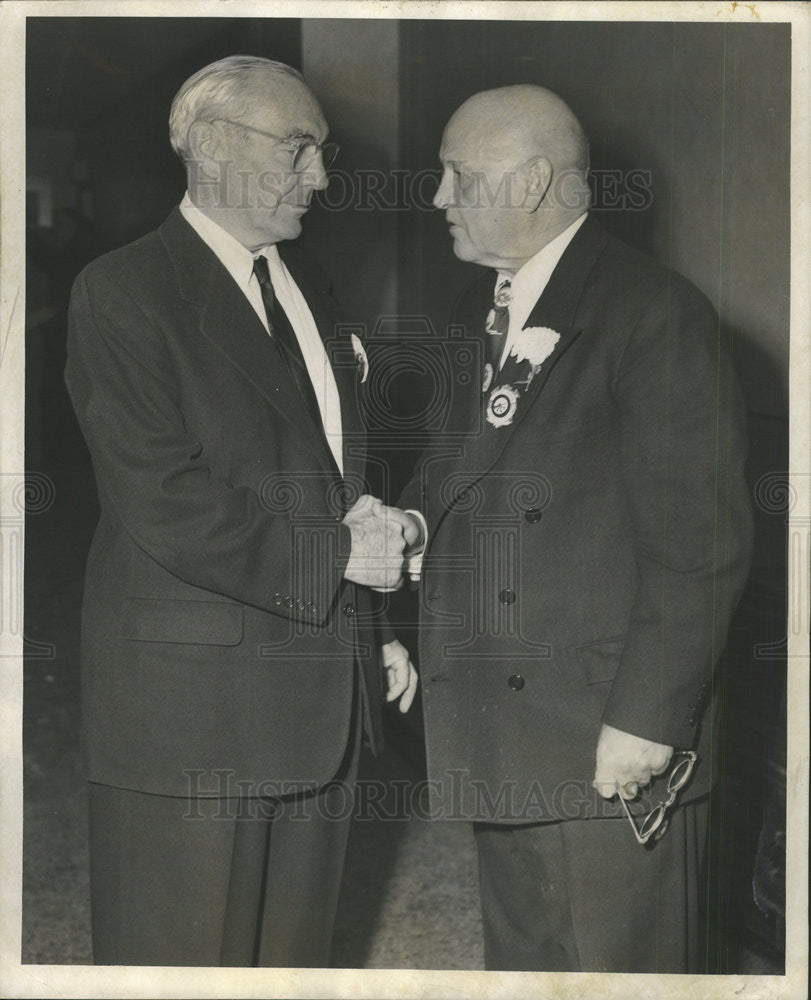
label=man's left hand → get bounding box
[375,506,424,553]
[592,723,673,799]
[381,639,419,713]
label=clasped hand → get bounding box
[343,494,422,590]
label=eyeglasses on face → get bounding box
[619,750,698,846]
[210,119,340,171]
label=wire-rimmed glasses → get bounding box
[211,119,339,171]
[619,750,698,846]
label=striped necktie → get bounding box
[485,280,512,368]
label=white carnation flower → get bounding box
[509,326,560,369]
[350,333,369,383]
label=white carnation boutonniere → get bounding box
[508,326,561,378]
[485,326,561,429]
[350,333,369,384]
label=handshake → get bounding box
[342,494,424,591]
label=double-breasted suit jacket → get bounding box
[66,207,384,799]
[400,216,753,822]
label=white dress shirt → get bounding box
[495,211,588,369]
[179,193,344,474]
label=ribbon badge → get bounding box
[485,384,520,428]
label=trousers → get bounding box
[474,796,710,972]
[88,695,361,967]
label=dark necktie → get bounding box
[252,255,323,430]
[485,280,512,368]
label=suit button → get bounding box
[272,593,283,606]
[343,603,356,616]
[285,596,295,608]
[687,709,698,726]
[525,508,543,523]
[508,674,525,691]
[499,589,516,605]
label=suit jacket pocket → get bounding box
[570,634,627,685]
[119,598,244,646]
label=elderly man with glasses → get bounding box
[65,54,416,967]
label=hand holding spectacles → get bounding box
[618,750,698,845]
[592,723,674,799]
[591,723,697,846]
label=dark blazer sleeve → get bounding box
[397,472,427,523]
[601,278,753,749]
[65,266,351,624]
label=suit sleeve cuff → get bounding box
[404,509,428,581]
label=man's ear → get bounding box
[187,121,222,177]
[523,157,553,213]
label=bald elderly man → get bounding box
[65,55,416,966]
[394,86,752,972]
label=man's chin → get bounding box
[285,217,304,239]
[263,215,303,244]
[450,233,478,264]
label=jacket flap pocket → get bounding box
[573,635,626,685]
[119,598,244,646]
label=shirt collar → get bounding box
[497,212,588,330]
[179,192,280,289]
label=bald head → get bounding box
[447,85,589,178]
[435,86,590,272]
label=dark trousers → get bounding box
[474,797,709,973]
[88,714,360,966]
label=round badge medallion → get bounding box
[486,384,519,427]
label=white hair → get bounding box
[169,54,304,164]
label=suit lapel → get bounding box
[469,216,609,478]
[159,210,340,478]
[280,245,367,488]
[426,217,610,544]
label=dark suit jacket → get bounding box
[66,207,385,798]
[400,216,753,823]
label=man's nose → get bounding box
[300,153,329,192]
[433,171,453,210]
